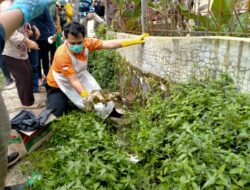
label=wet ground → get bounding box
[1,86,47,187]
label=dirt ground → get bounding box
[1,86,47,187]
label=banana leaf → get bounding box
[211,0,238,27]
[178,5,217,31]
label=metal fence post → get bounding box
[104,0,109,25]
[141,0,147,33]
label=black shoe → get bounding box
[109,108,124,118]
[108,108,127,125]
[7,152,20,167]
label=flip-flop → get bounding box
[19,103,45,110]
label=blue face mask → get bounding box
[69,44,84,54]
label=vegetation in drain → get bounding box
[88,49,119,92]
[125,74,250,189]
[22,74,250,189]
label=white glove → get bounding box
[82,91,105,112]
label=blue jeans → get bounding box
[28,50,39,92]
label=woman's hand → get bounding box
[25,38,39,50]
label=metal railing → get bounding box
[107,0,250,37]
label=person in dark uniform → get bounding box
[93,0,105,18]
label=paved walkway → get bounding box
[1,86,47,187]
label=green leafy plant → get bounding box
[111,0,142,33]
[125,74,250,189]
[26,113,144,189]
[147,0,189,36]
[96,23,107,39]
[23,74,250,189]
[179,0,250,36]
[88,49,119,91]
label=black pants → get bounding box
[37,40,56,78]
[28,50,39,92]
[46,85,69,117]
[0,55,13,83]
[3,56,34,106]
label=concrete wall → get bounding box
[116,33,250,92]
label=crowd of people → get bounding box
[0,0,106,104]
[0,0,149,189]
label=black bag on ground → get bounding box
[11,109,53,132]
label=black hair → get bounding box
[63,21,85,39]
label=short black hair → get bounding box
[63,21,85,39]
